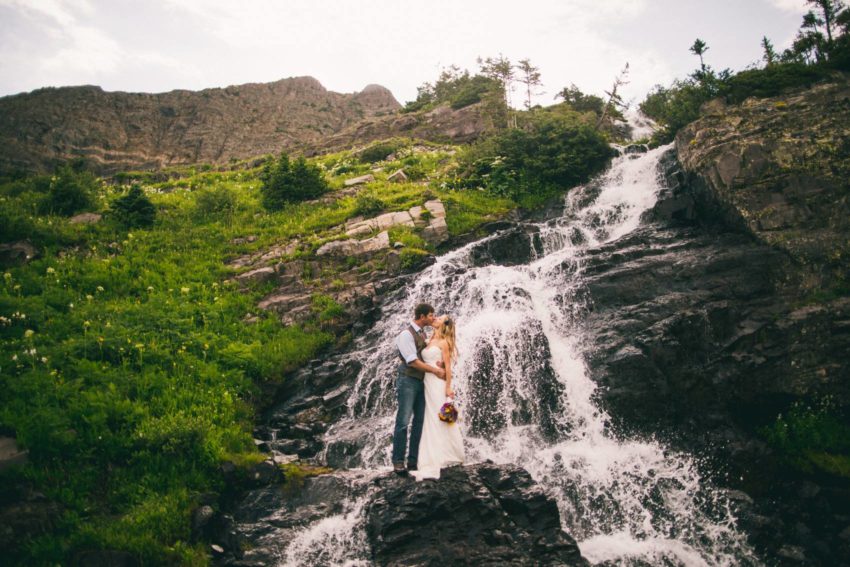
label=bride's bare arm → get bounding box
[441,343,454,398]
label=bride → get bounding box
[412,315,465,480]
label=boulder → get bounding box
[0,241,38,266]
[387,169,408,183]
[234,266,276,285]
[344,174,375,187]
[68,212,102,224]
[316,231,390,257]
[422,215,449,245]
[366,462,588,566]
[424,199,446,218]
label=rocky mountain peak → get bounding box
[0,76,401,174]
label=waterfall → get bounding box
[281,141,761,566]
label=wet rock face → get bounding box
[365,462,588,567]
[469,226,544,267]
[580,148,850,565]
[675,79,850,292]
[584,149,850,438]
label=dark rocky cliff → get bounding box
[581,79,850,564]
[0,76,401,174]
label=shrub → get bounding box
[353,193,385,217]
[358,142,400,164]
[260,153,329,210]
[195,185,237,221]
[311,293,346,321]
[110,185,156,228]
[639,70,730,145]
[38,163,98,216]
[723,63,829,103]
[460,110,614,201]
[762,398,850,477]
[399,247,431,270]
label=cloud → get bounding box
[155,0,659,104]
[764,0,808,13]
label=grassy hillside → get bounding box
[0,138,525,563]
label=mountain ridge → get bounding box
[0,76,401,173]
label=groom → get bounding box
[392,302,445,476]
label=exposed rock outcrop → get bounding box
[675,79,850,292]
[214,462,587,566]
[0,77,400,174]
[580,80,850,564]
[309,102,491,155]
[366,463,588,566]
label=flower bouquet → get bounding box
[438,397,459,424]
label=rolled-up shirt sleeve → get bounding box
[396,330,418,364]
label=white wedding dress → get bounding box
[411,345,465,480]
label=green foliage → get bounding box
[311,293,346,321]
[639,68,731,145]
[459,109,614,201]
[723,63,831,103]
[437,190,515,236]
[38,164,98,217]
[403,65,501,113]
[554,84,605,114]
[399,247,432,270]
[762,397,850,477]
[110,185,157,228]
[194,185,237,222]
[357,141,401,164]
[260,152,329,210]
[0,167,342,562]
[353,193,386,217]
[388,225,428,250]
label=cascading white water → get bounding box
[282,139,762,566]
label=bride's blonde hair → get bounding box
[437,316,458,361]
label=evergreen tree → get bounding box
[762,36,778,66]
[516,58,543,110]
[478,54,514,111]
[554,84,605,114]
[39,163,98,216]
[807,0,844,45]
[110,185,156,228]
[260,152,328,210]
[690,38,710,71]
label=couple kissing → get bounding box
[392,303,465,480]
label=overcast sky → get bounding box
[0,0,811,107]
